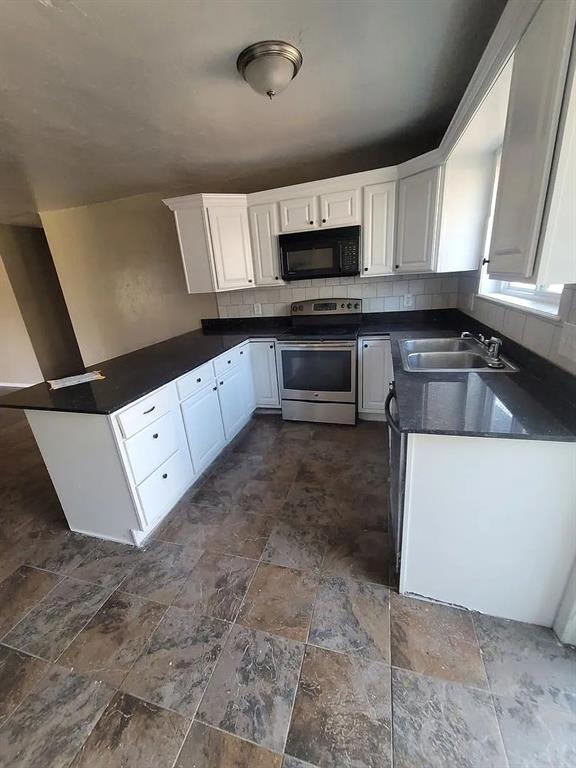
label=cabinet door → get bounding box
[361,182,396,277]
[319,189,360,227]
[396,167,441,274]
[249,203,283,286]
[360,338,393,412]
[181,384,226,476]
[488,0,576,279]
[250,341,280,407]
[238,346,256,418]
[217,366,246,440]
[207,204,254,291]
[279,196,318,232]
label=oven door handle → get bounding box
[277,341,356,350]
[385,384,401,435]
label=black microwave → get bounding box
[279,225,360,281]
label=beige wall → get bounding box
[40,193,218,367]
[0,256,42,385]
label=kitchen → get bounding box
[0,1,575,767]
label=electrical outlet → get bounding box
[254,302,262,316]
[403,293,414,309]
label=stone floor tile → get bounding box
[285,644,392,768]
[67,539,144,589]
[474,613,576,713]
[154,501,229,546]
[0,565,61,638]
[392,667,507,768]
[25,530,97,575]
[322,525,394,586]
[262,520,328,571]
[175,721,282,767]
[122,607,230,717]
[120,540,202,604]
[309,575,390,663]
[233,479,291,517]
[237,562,318,641]
[0,666,113,768]
[197,624,304,752]
[69,691,189,768]
[175,552,257,621]
[390,593,487,687]
[494,693,576,768]
[203,509,273,559]
[0,645,49,724]
[283,756,318,768]
[59,591,166,686]
[3,577,111,661]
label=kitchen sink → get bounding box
[400,338,517,372]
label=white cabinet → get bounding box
[250,341,280,407]
[319,189,360,227]
[279,196,318,232]
[163,194,254,293]
[488,0,576,279]
[361,182,396,277]
[359,337,394,413]
[238,345,256,418]
[207,202,254,290]
[396,167,442,274]
[181,383,226,476]
[217,365,246,440]
[249,203,283,286]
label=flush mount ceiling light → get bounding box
[237,40,303,99]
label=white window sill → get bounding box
[477,292,560,319]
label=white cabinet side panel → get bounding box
[401,433,576,626]
[25,409,141,544]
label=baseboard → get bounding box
[358,411,387,422]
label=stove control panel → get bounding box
[291,298,362,316]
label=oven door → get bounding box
[276,341,356,403]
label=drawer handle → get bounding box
[240,350,244,355]
[143,405,156,415]
[162,473,168,479]
[152,433,159,439]
[196,377,201,383]
[227,359,231,364]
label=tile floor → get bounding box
[0,408,575,767]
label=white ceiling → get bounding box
[0,0,506,225]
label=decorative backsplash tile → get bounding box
[217,273,462,318]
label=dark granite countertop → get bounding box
[1,309,575,442]
[390,330,576,442]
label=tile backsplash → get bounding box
[216,273,462,318]
[458,275,576,375]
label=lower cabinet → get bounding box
[359,337,394,413]
[217,364,248,440]
[181,383,226,476]
[250,341,280,407]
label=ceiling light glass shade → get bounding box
[237,41,303,99]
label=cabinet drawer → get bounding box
[124,411,179,485]
[176,361,215,402]
[137,449,191,526]
[117,387,173,439]
[214,346,243,377]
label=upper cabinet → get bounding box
[248,203,284,286]
[488,0,576,280]
[279,196,318,232]
[278,189,360,232]
[361,182,396,277]
[164,194,254,293]
[395,167,442,273]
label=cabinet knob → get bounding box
[227,359,231,364]
[364,267,368,272]
[309,220,313,225]
[162,473,168,479]
[152,433,159,439]
[395,264,399,269]
[275,276,279,280]
[248,279,253,283]
[240,350,244,355]
[219,381,224,385]
[196,377,201,383]
[322,218,326,223]
[269,344,273,349]
[212,386,217,391]
[364,344,368,348]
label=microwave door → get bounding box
[284,244,337,279]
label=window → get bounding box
[478,150,563,316]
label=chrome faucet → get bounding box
[461,331,504,367]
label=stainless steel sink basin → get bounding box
[402,338,474,353]
[400,338,517,372]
